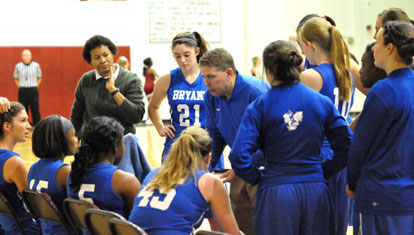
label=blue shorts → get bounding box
[353,213,414,235]
[255,182,334,235]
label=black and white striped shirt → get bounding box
[13,61,42,88]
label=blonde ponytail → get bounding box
[146,126,212,192]
[329,26,352,101]
[299,17,353,101]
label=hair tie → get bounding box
[173,37,198,47]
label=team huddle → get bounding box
[0,6,414,235]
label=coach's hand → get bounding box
[220,169,236,183]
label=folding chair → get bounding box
[85,208,125,235]
[109,217,147,235]
[0,190,27,234]
[195,230,231,235]
[63,198,97,235]
[22,189,72,235]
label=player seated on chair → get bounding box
[129,126,241,235]
[28,115,78,234]
[67,116,141,219]
[0,102,41,234]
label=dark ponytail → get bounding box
[143,57,153,76]
[263,40,303,85]
[172,31,209,62]
[69,116,124,191]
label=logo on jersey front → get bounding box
[283,110,303,131]
[172,90,205,101]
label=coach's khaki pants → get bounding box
[230,176,257,235]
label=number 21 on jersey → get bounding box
[177,104,201,127]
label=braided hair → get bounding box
[69,116,124,191]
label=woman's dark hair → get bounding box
[32,115,72,159]
[143,57,153,76]
[360,42,387,88]
[263,40,303,84]
[382,21,414,65]
[379,7,413,25]
[69,116,124,191]
[322,15,337,27]
[297,14,320,32]
[82,35,118,64]
[171,31,209,62]
[0,102,25,139]
[296,14,336,32]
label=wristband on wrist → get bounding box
[111,88,120,96]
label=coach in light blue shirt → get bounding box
[200,48,270,235]
[14,49,43,125]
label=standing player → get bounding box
[374,7,413,39]
[129,126,240,234]
[199,48,270,235]
[297,17,355,235]
[347,21,414,235]
[143,57,159,102]
[229,40,352,235]
[148,31,223,169]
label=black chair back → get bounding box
[0,190,27,235]
[85,208,125,235]
[195,230,231,235]
[63,198,97,235]
[109,217,147,235]
[22,189,72,235]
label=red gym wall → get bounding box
[0,46,130,122]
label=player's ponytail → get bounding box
[147,126,212,192]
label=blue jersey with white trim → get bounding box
[165,67,207,146]
[129,169,209,234]
[28,158,71,234]
[0,149,41,234]
[313,63,354,161]
[67,164,128,218]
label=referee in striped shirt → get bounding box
[14,49,42,126]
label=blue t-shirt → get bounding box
[0,149,41,235]
[205,72,270,166]
[348,68,414,215]
[67,164,128,218]
[28,158,72,234]
[163,68,207,155]
[129,169,209,234]
[229,83,351,186]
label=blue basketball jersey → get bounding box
[163,68,207,155]
[129,169,210,234]
[67,164,128,218]
[313,63,354,160]
[0,149,41,235]
[314,63,354,121]
[28,158,73,235]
